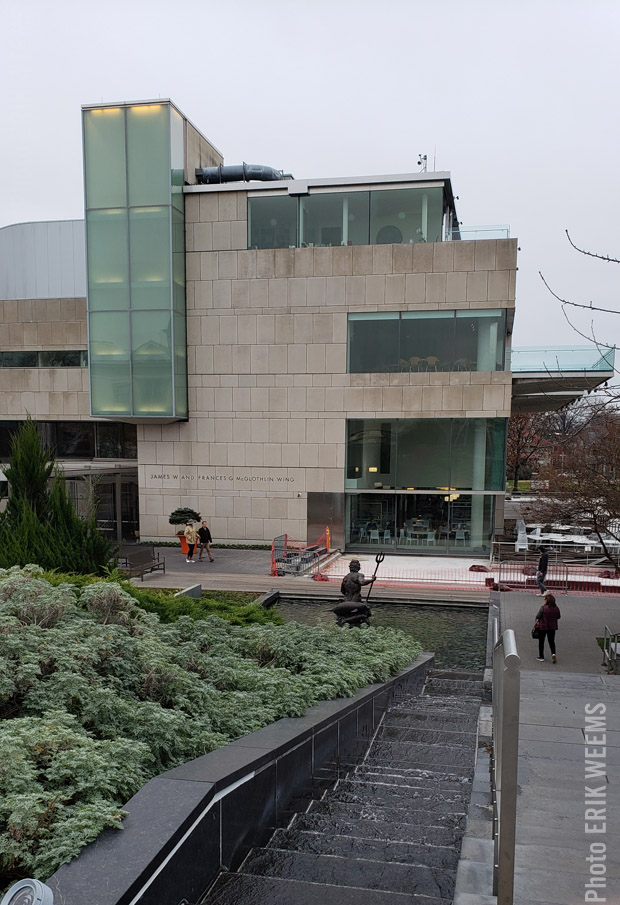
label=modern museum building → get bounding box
[0,99,612,554]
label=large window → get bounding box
[300,192,370,247]
[247,195,298,249]
[348,309,506,373]
[248,186,446,249]
[346,418,507,492]
[0,351,88,368]
[0,421,137,460]
[346,492,496,555]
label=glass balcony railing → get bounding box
[511,345,615,373]
[447,225,510,241]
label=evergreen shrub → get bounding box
[0,420,115,574]
[40,573,281,626]
[0,566,421,886]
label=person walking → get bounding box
[197,520,214,562]
[536,550,549,595]
[184,522,198,563]
[536,591,561,663]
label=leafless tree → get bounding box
[525,409,620,569]
[540,231,618,407]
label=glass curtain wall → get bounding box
[83,102,187,418]
[346,493,496,554]
[0,422,137,460]
[348,310,506,373]
[248,186,445,249]
[67,472,139,541]
[0,351,88,367]
[345,418,506,554]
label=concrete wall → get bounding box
[0,297,90,419]
[0,220,85,301]
[47,654,432,905]
[138,184,516,543]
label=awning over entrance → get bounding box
[511,345,615,413]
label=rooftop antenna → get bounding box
[417,154,427,172]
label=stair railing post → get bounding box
[491,628,520,905]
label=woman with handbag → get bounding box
[535,591,561,663]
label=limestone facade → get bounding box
[0,298,90,418]
[137,185,516,543]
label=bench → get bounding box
[119,547,165,581]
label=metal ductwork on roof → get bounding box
[195,163,285,185]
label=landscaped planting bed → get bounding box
[0,566,421,889]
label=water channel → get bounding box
[276,598,488,670]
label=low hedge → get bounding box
[0,566,421,887]
[41,571,281,626]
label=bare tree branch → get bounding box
[566,230,620,265]
[539,271,620,318]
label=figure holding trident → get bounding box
[332,553,384,627]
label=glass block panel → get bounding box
[120,424,138,458]
[370,186,444,244]
[346,493,397,547]
[348,312,399,373]
[128,206,171,309]
[400,310,454,372]
[449,494,495,553]
[450,419,481,490]
[486,419,507,490]
[455,309,505,370]
[0,351,37,367]
[38,350,83,367]
[56,422,96,458]
[170,105,185,212]
[248,195,298,249]
[395,494,450,552]
[89,312,131,415]
[95,422,138,458]
[131,311,173,415]
[300,192,369,247]
[346,419,397,490]
[126,104,170,207]
[0,422,19,459]
[396,419,453,490]
[96,422,123,458]
[86,209,129,310]
[83,107,127,209]
[172,206,186,311]
[173,312,188,417]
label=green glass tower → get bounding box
[82,100,187,419]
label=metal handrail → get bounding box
[602,625,620,674]
[491,628,521,904]
[498,560,569,594]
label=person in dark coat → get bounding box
[536,551,549,595]
[536,591,561,663]
[197,521,214,562]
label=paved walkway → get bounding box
[134,552,620,903]
[500,591,620,904]
[130,547,488,603]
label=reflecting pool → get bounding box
[276,598,487,671]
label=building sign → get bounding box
[147,468,298,490]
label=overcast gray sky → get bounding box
[2,0,619,349]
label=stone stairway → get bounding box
[202,669,484,905]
